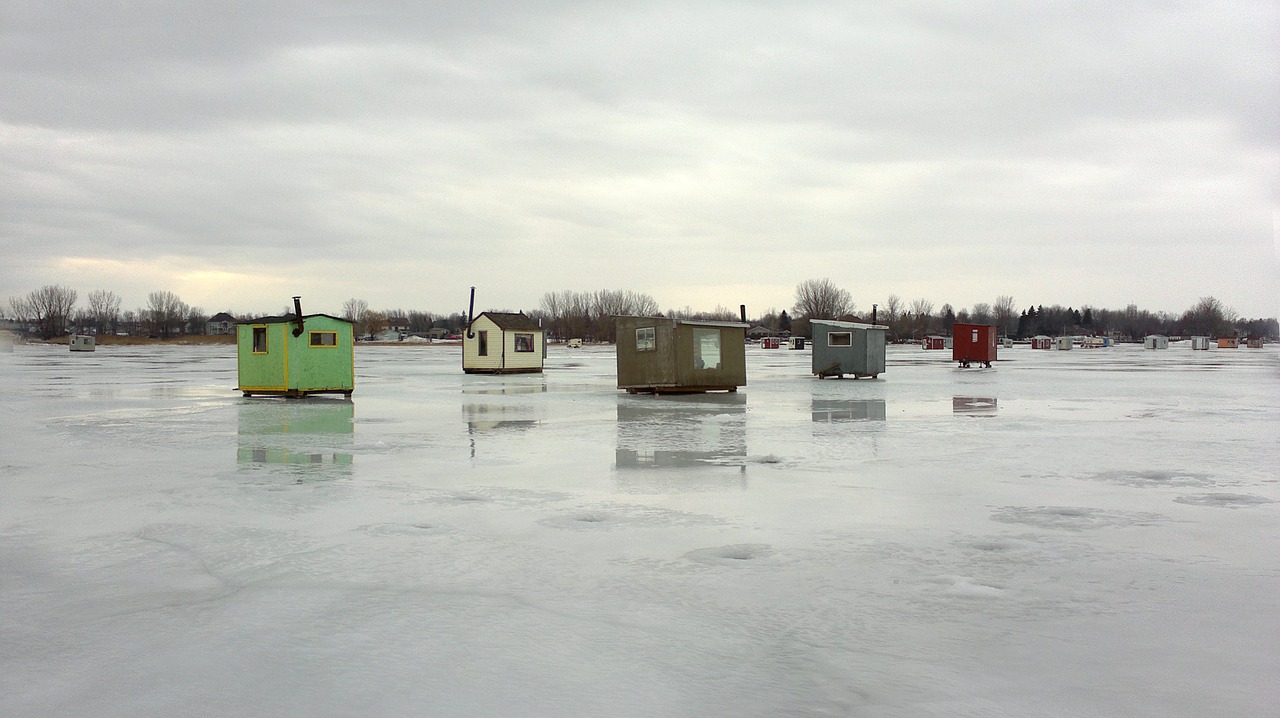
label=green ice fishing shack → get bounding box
[237,297,355,397]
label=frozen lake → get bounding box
[2,342,1278,717]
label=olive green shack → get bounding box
[237,298,355,398]
[615,316,748,394]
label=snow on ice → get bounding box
[1,342,1278,716]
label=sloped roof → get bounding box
[208,312,237,322]
[236,313,351,325]
[474,312,542,332]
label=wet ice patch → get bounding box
[1085,469,1215,488]
[684,543,773,565]
[539,511,615,530]
[991,506,1166,531]
[926,575,1006,599]
[541,504,723,530]
[1173,493,1275,508]
[360,522,454,536]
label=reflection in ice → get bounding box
[953,396,998,416]
[811,399,887,422]
[615,393,747,475]
[236,398,354,474]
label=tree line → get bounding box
[5,282,1276,343]
[776,279,1275,342]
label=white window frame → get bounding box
[636,326,656,351]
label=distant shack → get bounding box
[615,316,747,394]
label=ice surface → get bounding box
[2,342,1278,717]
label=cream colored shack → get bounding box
[463,312,545,374]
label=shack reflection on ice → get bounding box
[614,393,747,489]
[236,398,354,475]
[810,399,887,422]
[462,382,547,457]
[953,396,998,416]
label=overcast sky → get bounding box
[3,1,1277,320]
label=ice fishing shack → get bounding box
[615,316,747,394]
[1143,335,1169,350]
[460,287,545,374]
[69,334,95,352]
[952,323,997,368]
[810,319,887,379]
[236,297,355,397]
[1190,336,1211,350]
[462,312,545,374]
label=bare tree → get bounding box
[146,291,189,338]
[908,298,935,339]
[15,285,78,339]
[793,278,853,320]
[87,290,122,335]
[1179,296,1237,337]
[969,302,993,325]
[342,298,372,339]
[993,295,1017,337]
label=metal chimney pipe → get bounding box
[466,287,476,338]
[872,304,878,325]
[292,296,304,337]
[739,304,747,323]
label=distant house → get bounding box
[206,312,237,335]
[386,316,410,333]
[746,326,775,339]
[462,312,545,374]
[424,328,451,340]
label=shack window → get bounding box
[252,327,267,353]
[828,332,852,347]
[514,333,534,352]
[478,330,488,356]
[692,328,721,370]
[636,327,656,351]
[310,331,338,347]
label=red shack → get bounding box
[953,323,998,368]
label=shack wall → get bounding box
[952,323,998,363]
[616,317,745,392]
[811,320,886,378]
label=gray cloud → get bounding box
[2,1,1276,317]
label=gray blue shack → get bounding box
[810,319,888,379]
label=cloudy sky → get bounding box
[3,1,1277,320]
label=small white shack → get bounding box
[1144,335,1169,350]
[1190,336,1211,350]
[463,312,545,374]
[1054,336,1073,350]
[69,334,96,352]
